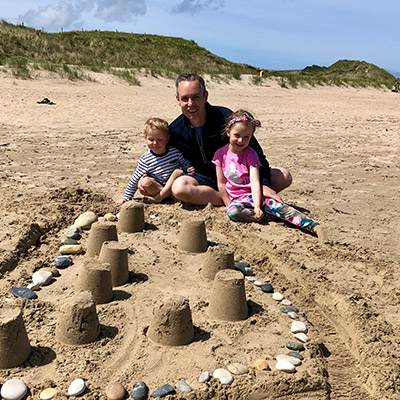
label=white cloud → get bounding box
[172,0,225,15]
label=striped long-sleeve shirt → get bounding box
[122,146,192,200]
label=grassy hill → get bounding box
[0,20,396,88]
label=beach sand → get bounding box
[0,72,399,399]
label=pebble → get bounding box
[10,287,37,300]
[0,379,28,400]
[261,283,274,293]
[67,378,86,396]
[39,388,58,400]
[228,362,249,375]
[116,212,120,219]
[288,351,304,360]
[130,381,149,400]
[281,298,292,306]
[151,384,175,398]
[294,332,310,343]
[198,371,210,383]
[287,311,298,319]
[104,213,117,222]
[39,267,60,277]
[54,256,73,268]
[280,305,299,314]
[275,359,296,373]
[27,283,41,290]
[60,244,84,255]
[276,354,302,366]
[213,368,233,385]
[32,270,53,286]
[175,380,192,393]
[245,276,255,282]
[64,238,80,245]
[253,280,263,287]
[105,382,125,400]
[150,214,157,220]
[291,321,308,334]
[286,341,305,351]
[272,292,284,301]
[253,359,270,371]
[65,225,83,239]
[234,262,253,276]
[74,211,98,229]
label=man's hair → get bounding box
[175,73,206,96]
[144,117,169,137]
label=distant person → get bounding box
[212,109,328,242]
[259,70,265,85]
[168,72,292,206]
[117,117,195,205]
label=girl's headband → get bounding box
[227,112,261,128]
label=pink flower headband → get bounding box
[227,112,261,128]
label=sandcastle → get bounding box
[86,221,118,257]
[117,201,145,233]
[99,241,130,287]
[147,296,194,346]
[0,307,31,368]
[75,260,113,304]
[201,246,234,280]
[177,219,208,253]
[208,269,248,321]
[56,291,100,345]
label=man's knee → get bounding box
[270,167,292,192]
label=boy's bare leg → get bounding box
[140,176,163,196]
[171,176,224,206]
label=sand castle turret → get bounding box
[0,307,31,368]
[201,246,234,280]
[208,269,248,321]
[147,296,194,346]
[117,201,145,233]
[99,241,130,287]
[56,291,100,345]
[86,221,118,257]
[75,260,113,304]
[178,219,208,253]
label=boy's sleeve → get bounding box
[122,156,147,200]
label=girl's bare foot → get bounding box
[314,225,329,244]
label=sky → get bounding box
[2,0,400,76]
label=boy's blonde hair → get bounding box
[144,117,169,137]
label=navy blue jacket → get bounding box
[169,102,271,182]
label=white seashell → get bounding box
[245,276,256,282]
[253,280,263,286]
[40,388,58,400]
[198,371,210,383]
[67,378,86,396]
[281,298,292,306]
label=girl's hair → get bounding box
[226,109,261,133]
[144,117,170,137]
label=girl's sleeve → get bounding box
[248,149,263,168]
[212,148,223,167]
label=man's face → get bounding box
[176,80,208,128]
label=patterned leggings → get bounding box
[226,195,319,233]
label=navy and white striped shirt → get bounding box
[123,146,192,200]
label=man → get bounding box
[168,73,292,205]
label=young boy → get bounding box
[117,117,195,204]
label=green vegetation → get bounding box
[0,20,396,88]
[266,60,395,89]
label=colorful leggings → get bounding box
[226,195,319,233]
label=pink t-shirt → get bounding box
[212,144,262,200]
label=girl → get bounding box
[212,110,328,242]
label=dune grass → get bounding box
[0,20,396,88]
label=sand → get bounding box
[0,71,399,399]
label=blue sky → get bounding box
[2,0,400,76]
